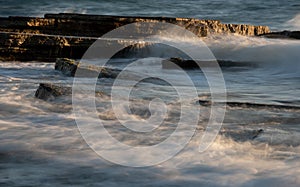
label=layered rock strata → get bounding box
[0,13,270,61]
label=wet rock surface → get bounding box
[221,129,264,142]
[55,58,121,78]
[162,57,256,69]
[54,58,170,85]
[259,30,300,39]
[35,82,105,101]
[197,99,300,110]
[35,83,72,100]
[0,13,270,62]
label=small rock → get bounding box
[35,83,71,100]
[55,58,78,76]
[55,58,121,78]
[252,129,264,140]
[221,129,264,142]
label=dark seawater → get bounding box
[0,1,300,187]
[0,0,300,30]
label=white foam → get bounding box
[285,13,300,30]
[202,34,300,73]
[0,59,299,186]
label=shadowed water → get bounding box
[0,0,300,30]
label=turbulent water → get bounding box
[1,1,300,187]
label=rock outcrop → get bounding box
[0,13,270,62]
[259,30,300,40]
[35,82,105,101]
[221,129,264,141]
[55,58,171,85]
[162,57,255,69]
[198,99,300,110]
[35,83,72,100]
[55,58,121,78]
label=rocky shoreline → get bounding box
[0,13,298,62]
[0,13,273,62]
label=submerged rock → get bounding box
[35,83,72,100]
[54,58,170,85]
[197,99,300,110]
[55,58,78,76]
[55,58,121,78]
[221,129,264,142]
[162,57,254,69]
[35,83,106,101]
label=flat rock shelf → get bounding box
[0,13,271,62]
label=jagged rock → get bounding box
[0,13,270,37]
[0,32,95,61]
[35,83,72,100]
[0,13,271,62]
[43,14,270,36]
[259,30,300,40]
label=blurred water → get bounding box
[0,58,299,186]
[0,1,300,186]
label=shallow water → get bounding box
[0,34,300,186]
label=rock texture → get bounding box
[35,83,72,100]
[162,57,255,69]
[55,58,121,78]
[35,82,105,101]
[259,30,300,39]
[221,129,264,141]
[0,13,270,62]
[198,99,300,110]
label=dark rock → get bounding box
[162,57,254,69]
[162,58,195,69]
[55,58,172,86]
[197,99,300,110]
[198,99,212,106]
[259,30,300,40]
[0,13,271,62]
[35,83,72,100]
[0,32,95,61]
[54,58,78,76]
[252,129,264,139]
[35,83,106,101]
[55,58,121,78]
[221,129,264,142]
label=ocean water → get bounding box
[0,0,300,30]
[0,1,300,187]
